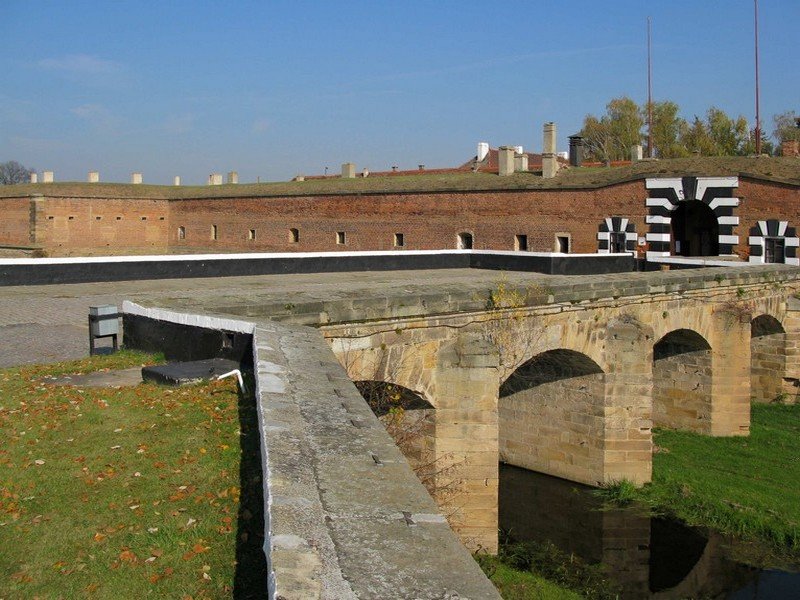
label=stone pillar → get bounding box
[497,146,515,176]
[173,176,181,186]
[514,152,529,172]
[433,333,499,553]
[542,122,558,179]
[30,172,38,183]
[602,317,653,484]
[42,171,54,183]
[709,307,752,436]
[782,298,800,395]
[131,172,143,185]
[88,171,99,183]
[341,163,355,178]
[227,171,238,184]
[631,145,643,162]
[208,173,222,185]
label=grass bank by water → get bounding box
[603,402,800,554]
[0,352,266,598]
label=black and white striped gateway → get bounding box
[645,176,739,259]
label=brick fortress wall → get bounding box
[1,177,797,258]
[168,180,650,255]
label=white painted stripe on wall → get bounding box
[646,233,671,242]
[646,215,671,224]
[718,235,739,245]
[695,177,738,201]
[646,197,675,210]
[619,218,629,231]
[625,232,638,241]
[758,221,769,236]
[785,237,800,248]
[717,216,739,226]
[748,236,766,247]
[645,177,682,191]
[749,255,764,264]
[122,301,256,334]
[787,258,800,266]
[597,232,610,241]
[779,221,789,236]
[707,197,740,210]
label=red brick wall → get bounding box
[0,197,33,247]
[168,180,651,255]
[33,196,171,256]
[736,178,800,259]
[15,177,800,258]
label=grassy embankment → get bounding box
[0,351,266,598]
[603,402,800,554]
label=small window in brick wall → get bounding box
[765,237,785,263]
[248,229,256,241]
[289,228,299,243]
[336,231,347,245]
[515,234,528,251]
[457,232,473,249]
[211,225,218,240]
[556,235,570,253]
[394,233,405,247]
[178,226,186,240]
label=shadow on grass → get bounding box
[233,370,269,599]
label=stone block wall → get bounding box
[653,346,712,433]
[750,321,786,403]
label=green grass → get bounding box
[2,156,798,199]
[476,554,582,600]
[602,402,800,554]
[0,352,266,598]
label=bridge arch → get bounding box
[354,380,436,488]
[652,328,713,432]
[750,314,787,403]
[499,348,606,485]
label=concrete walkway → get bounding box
[0,269,495,368]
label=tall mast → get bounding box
[754,0,762,154]
[647,16,653,158]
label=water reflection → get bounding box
[498,463,800,599]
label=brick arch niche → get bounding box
[645,176,740,259]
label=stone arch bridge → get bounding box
[321,267,800,552]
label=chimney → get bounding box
[477,142,490,162]
[30,172,38,184]
[568,135,583,167]
[208,173,222,185]
[391,165,398,172]
[362,168,369,178]
[631,145,643,162]
[418,164,425,171]
[131,172,143,185]
[515,153,529,172]
[42,171,54,183]
[542,122,559,179]
[498,146,515,176]
[173,176,181,186]
[88,171,99,183]
[227,171,238,184]
[341,162,355,178]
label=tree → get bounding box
[681,117,715,156]
[579,96,644,163]
[0,161,35,185]
[706,107,749,156]
[773,111,800,143]
[649,100,689,158]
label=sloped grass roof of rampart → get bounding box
[1,157,798,200]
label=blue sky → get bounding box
[2,1,798,184]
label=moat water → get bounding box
[499,464,800,599]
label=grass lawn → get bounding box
[0,351,266,599]
[476,555,582,600]
[607,402,800,554]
